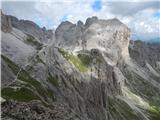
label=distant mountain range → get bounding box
[131,33,160,43]
[149,37,160,43]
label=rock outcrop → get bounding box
[1,11,12,32]
[2,100,83,120]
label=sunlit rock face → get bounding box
[55,17,130,65]
[83,17,130,65]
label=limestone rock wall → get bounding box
[1,11,12,32]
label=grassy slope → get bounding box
[123,68,160,120]
[25,35,43,50]
[58,48,89,72]
[2,87,38,102]
[47,73,59,87]
[1,55,54,102]
[108,96,141,120]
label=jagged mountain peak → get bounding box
[105,18,124,25]
[59,20,74,26]
[77,20,84,26]
[85,16,125,28]
[85,16,98,27]
[1,11,54,44]
[54,16,130,65]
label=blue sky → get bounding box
[154,11,160,17]
[92,0,102,12]
[1,0,160,41]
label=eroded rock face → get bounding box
[83,18,130,65]
[55,21,83,50]
[1,11,12,32]
[44,47,122,120]
[54,17,130,65]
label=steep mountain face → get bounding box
[129,40,160,70]
[1,12,53,87]
[1,14,160,120]
[55,17,130,65]
[10,16,54,44]
[1,12,54,44]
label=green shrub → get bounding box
[108,97,141,120]
[1,87,38,102]
[25,35,43,50]
[148,105,160,120]
[2,55,53,100]
[1,55,19,74]
[47,73,59,87]
[17,69,48,99]
[77,54,92,66]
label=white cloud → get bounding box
[126,9,160,40]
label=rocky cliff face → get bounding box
[1,13,160,120]
[1,11,12,32]
[55,16,130,65]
